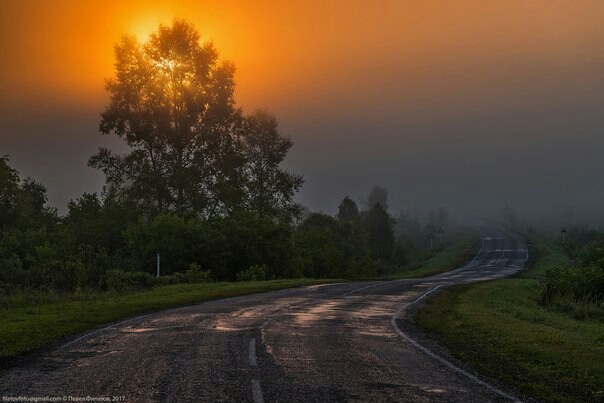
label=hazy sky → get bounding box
[1,0,604,220]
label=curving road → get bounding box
[0,224,528,402]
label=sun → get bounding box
[131,15,172,41]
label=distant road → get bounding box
[1,224,528,402]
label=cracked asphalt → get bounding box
[0,224,528,402]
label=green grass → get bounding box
[416,235,604,402]
[0,278,338,359]
[390,236,480,279]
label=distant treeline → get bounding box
[0,155,454,292]
[0,20,456,293]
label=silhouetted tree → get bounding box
[395,209,422,245]
[0,155,21,228]
[91,20,240,217]
[364,186,389,211]
[337,196,360,223]
[91,20,301,221]
[337,196,370,270]
[242,111,303,221]
[363,203,395,261]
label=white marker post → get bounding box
[156,253,161,277]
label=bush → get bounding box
[106,270,155,292]
[236,264,268,281]
[185,263,213,283]
[540,265,604,321]
[542,265,604,301]
[345,256,380,278]
[154,272,186,286]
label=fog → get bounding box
[2,0,604,229]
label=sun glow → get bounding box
[131,15,171,41]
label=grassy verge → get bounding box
[416,236,604,402]
[0,278,338,359]
[389,236,480,279]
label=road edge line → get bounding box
[390,285,521,402]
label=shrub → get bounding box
[236,264,268,281]
[540,265,604,321]
[154,272,186,286]
[543,265,604,301]
[185,263,213,283]
[106,270,155,292]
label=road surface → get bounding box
[0,224,528,402]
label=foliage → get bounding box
[106,270,155,292]
[236,264,268,281]
[0,19,456,301]
[362,203,395,262]
[90,20,302,221]
[185,263,213,283]
[536,234,604,320]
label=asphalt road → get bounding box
[0,224,528,402]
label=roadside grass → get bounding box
[416,235,604,402]
[0,278,338,359]
[381,235,480,280]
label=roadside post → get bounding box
[156,253,161,277]
[561,227,567,245]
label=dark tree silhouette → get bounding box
[242,110,303,220]
[364,186,389,211]
[0,155,20,227]
[91,20,243,217]
[364,203,395,261]
[337,196,360,223]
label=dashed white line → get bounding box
[249,338,257,367]
[251,378,264,403]
[258,319,271,330]
[339,282,383,296]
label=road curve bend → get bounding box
[1,224,528,402]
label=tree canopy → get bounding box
[90,19,302,221]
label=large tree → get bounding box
[91,20,301,220]
[242,111,303,220]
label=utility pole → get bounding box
[429,234,434,251]
[438,227,444,246]
[156,253,161,277]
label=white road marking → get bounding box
[391,286,520,402]
[251,379,264,403]
[468,238,486,264]
[258,319,271,330]
[61,313,156,349]
[339,282,383,296]
[249,338,257,367]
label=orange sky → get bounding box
[2,0,604,215]
[2,0,603,118]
